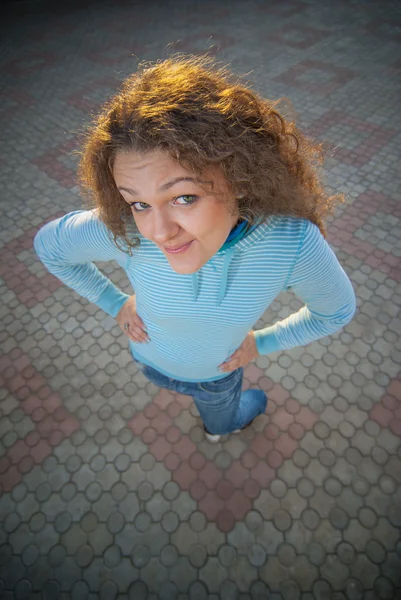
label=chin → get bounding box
[167,256,203,275]
[169,263,199,275]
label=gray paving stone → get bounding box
[161,510,179,533]
[343,520,371,552]
[14,579,33,600]
[29,512,46,533]
[378,474,397,495]
[107,512,125,534]
[104,544,121,568]
[374,576,395,599]
[162,481,180,501]
[312,579,333,600]
[218,544,238,568]
[53,557,82,592]
[279,580,301,600]
[199,557,227,593]
[89,454,106,473]
[307,542,326,567]
[48,545,66,568]
[80,513,98,533]
[301,509,320,531]
[188,581,208,600]
[227,556,258,598]
[60,482,78,503]
[313,520,342,554]
[87,525,113,556]
[281,490,307,519]
[297,478,315,499]
[99,581,118,600]
[256,522,283,555]
[171,492,196,521]
[169,557,197,592]
[4,512,21,533]
[188,544,207,568]
[366,540,386,565]
[273,509,292,532]
[344,579,364,600]
[110,482,128,503]
[350,554,380,589]
[54,511,72,534]
[277,543,296,567]
[131,544,151,568]
[189,512,206,533]
[128,581,148,600]
[42,579,61,600]
[247,544,266,568]
[250,581,269,600]
[12,483,28,503]
[75,545,94,569]
[329,507,350,531]
[245,510,263,532]
[160,544,179,568]
[358,507,378,529]
[379,552,401,587]
[71,580,90,600]
[140,558,169,592]
[227,523,256,555]
[110,558,138,593]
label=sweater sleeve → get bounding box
[34,210,131,317]
[254,220,356,355]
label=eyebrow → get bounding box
[117,176,213,196]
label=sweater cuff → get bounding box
[95,281,130,317]
[254,326,281,355]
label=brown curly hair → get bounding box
[78,54,342,250]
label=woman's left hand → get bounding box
[219,331,259,373]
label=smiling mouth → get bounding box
[163,240,194,254]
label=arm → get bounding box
[254,220,356,355]
[34,210,131,317]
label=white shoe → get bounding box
[204,418,254,442]
[205,433,222,443]
[204,428,222,443]
[233,418,255,434]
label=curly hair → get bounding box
[78,54,342,250]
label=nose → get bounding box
[150,208,180,244]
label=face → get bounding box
[113,150,239,274]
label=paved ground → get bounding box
[1,0,401,598]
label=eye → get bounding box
[130,202,150,212]
[174,195,197,206]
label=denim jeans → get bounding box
[134,359,267,435]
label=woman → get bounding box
[34,55,356,443]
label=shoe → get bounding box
[203,426,222,443]
[233,418,255,434]
[204,418,255,443]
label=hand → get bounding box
[116,295,149,343]
[219,331,259,373]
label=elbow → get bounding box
[330,296,357,330]
[33,226,46,260]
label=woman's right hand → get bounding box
[116,295,149,343]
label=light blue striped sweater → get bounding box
[34,210,356,382]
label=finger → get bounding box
[121,323,149,343]
[219,359,235,372]
[133,318,147,333]
[130,323,150,343]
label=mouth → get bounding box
[163,240,194,254]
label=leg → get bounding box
[189,369,267,435]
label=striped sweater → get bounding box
[34,210,356,382]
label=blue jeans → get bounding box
[134,360,267,435]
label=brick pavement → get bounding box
[1,0,400,598]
